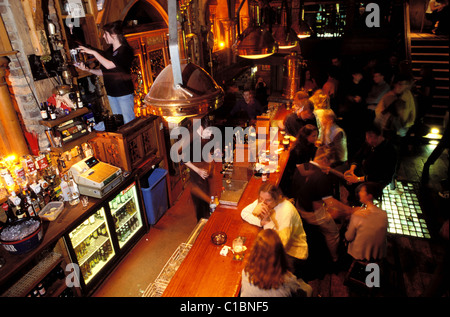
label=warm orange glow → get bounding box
[239,53,275,59]
[219,42,225,48]
[278,43,297,49]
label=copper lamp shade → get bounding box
[272,24,298,49]
[144,63,224,117]
[143,0,223,117]
[295,20,313,39]
[235,25,278,59]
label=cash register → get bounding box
[69,156,123,198]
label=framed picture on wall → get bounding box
[66,0,86,18]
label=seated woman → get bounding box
[241,183,308,274]
[343,182,388,262]
[317,109,348,168]
[241,229,312,297]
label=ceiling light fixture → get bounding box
[293,0,313,39]
[272,0,298,49]
[144,0,224,117]
[234,0,278,59]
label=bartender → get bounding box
[180,119,215,222]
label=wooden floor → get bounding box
[94,138,449,298]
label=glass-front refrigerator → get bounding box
[108,181,144,249]
[63,178,147,295]
[65,206,116,288]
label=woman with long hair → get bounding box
[75,20,136,124]
[280,124,318,198]
[241,183,309,278]
[241,229,312,297]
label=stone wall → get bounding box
[0,0,55,151]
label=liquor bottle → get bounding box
[25,197,38,217]
[0,167,15,192]
[15,203,27,219]
[20,197,33,218]
[60,174,71,202]
[2,201,17,223]
[30,197,40,216]
[30,182,45,210]
[76,90,84,109]
[39,102,49,120]
[67,172,80,205]
[14,163,26,182]
[9,191,23,217]
[48,105,57,120]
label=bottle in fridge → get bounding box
[65,207,116,287]
[108,181,144,249]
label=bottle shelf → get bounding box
[70,215,107,249]
[1,252,63,297]
[39,107,89,128]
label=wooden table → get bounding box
[162,105,292,297]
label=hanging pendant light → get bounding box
[144,0,224,117]
[293,0,313,39]
[234,0,278,59]
[272,25,298,49]
[296,20,313,39]
[272,0,298,49]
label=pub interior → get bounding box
[0,0,448,302]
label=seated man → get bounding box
[343,124,397,205]
[241,182,308,274]
[366,70,391,112]
[281,99,318,137]
[230,88,264,122]
[292,147,341,263]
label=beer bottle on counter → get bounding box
[39,102,49,120]
[48,105,57,120]
[2,202,17,223]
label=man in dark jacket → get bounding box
[343,124,397,205]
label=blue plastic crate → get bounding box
[141,168,168,225]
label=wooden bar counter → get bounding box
[163,104,292,297]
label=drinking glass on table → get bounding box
[81,196,89,209]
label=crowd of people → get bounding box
[231,50,437,297]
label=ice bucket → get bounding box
[0,217,43,254]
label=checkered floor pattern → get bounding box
[381,182,431,239]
